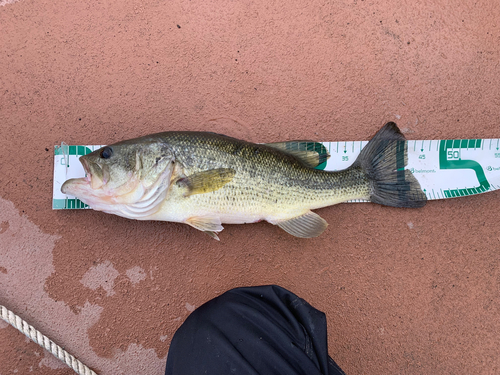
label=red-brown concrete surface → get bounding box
[1,0,499,374]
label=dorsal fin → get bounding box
[264,141,330,169]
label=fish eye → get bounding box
[100,146,113,159]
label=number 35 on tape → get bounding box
[53,138,500,209]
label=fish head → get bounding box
[61,139,175,216]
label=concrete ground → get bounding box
[1,0,499,374]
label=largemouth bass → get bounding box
[61,122,426,239]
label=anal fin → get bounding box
[274,211,328,238]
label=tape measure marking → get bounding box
[53,138,500,209]
[439,140,490,198]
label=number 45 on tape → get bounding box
[52,138,500,209]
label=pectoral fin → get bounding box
[264,141,330,168]
[176,168,236,196]
[274,211,328,238]
[186,216,224,241]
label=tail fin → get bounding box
[353,122,427,208]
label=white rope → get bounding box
[0,304,98,375]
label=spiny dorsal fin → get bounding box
[264,141,330,169]
[176,168,236,196]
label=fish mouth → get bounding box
[61,176,90,196]
[80,156,107,190]
[81,157,91,182]
[60,173,111,211]
[60,157,105,196]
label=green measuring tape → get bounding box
[53,138,500,209]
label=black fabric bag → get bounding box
[165,285,345,375]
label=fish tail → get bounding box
[353,122,427,208]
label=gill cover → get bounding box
[63,140,175,219]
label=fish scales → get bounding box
[61,122,427,239]
[161,132,370,215]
